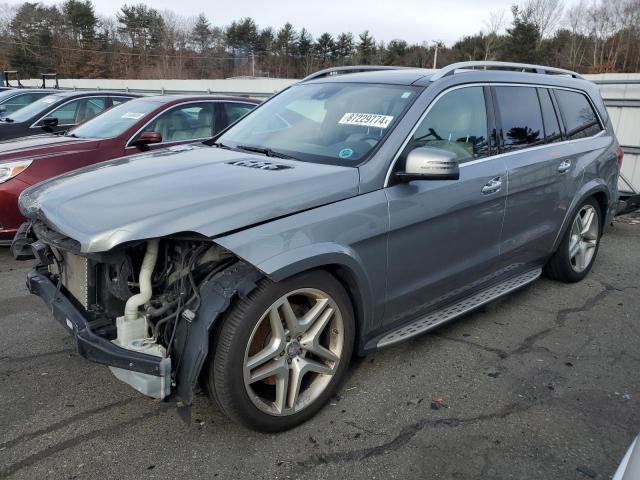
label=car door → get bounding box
[126,102,218,153]
[495,85,587,266]
[383,85,508,328]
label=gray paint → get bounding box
[23,66,620,353]
[21,144,359,253]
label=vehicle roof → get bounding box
[134,94,262,105]
[2,88,58,94]
[302,66,595,90]
[45,90,143,99]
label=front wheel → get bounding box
[208,270,354,432]
[545,197,601,283]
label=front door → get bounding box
[383,85,508,329]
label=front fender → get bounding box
[258,242,374,335]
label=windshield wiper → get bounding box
[210,141,234,150]
[236,144,297,160]
[2,117,14,123]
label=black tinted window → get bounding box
[555,89,601,140]
[538,88,561,142]
[495,86,544,151]
[223,102,255,129]
[407,86,488,163]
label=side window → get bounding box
[41,97,107,126]
[405,86,489,163]
[135,102,215,143]
[494,86,544,151]
[43,99,83,125]
[78,97,106,123]
[222,102,255,130]
[538,88,561,143]
[554,89,602,140]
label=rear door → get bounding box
[383,85,508,329]
[497,85,600,267]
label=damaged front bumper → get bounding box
[26,267,172,399]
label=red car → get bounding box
[0,95,260,243]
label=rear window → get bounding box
[554,89,602,140]
[495,86,544,151]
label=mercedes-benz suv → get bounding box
[12,62,621,432]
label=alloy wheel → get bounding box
[243,288,344,416]
[569,205,599,273]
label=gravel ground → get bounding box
[0,218,638,480]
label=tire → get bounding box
[544,197,602,283]
[208,270,355,432]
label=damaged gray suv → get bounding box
[12,62,621,432]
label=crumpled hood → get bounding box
[21,144,360,253]
[0,134,99,161]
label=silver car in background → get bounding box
[12,61,621,431]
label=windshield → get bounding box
[216,83,420,165]
[68,99,160,139]
[4,94,64,123]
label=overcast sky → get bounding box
[5,0,575,45]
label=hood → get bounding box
[0,135,99,161]
[21,144,360,253]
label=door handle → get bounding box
[481,176,502,195]
[558,160,572,173]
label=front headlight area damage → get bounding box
[24,225,261,404]
[106,237,239,400]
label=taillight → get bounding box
[617,146,624,167]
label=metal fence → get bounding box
[587,75,640,196]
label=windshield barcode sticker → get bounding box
[339,113,394,129]
[122,112,145,119]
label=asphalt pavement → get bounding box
[0,216,638,479]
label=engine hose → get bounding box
[124,239,159,321]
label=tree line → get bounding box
[0,0,639,80]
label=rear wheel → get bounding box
[208,270,354,432]
[545,197,601,283]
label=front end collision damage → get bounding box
[18,228,265,408]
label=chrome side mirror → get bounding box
[396,147,460,182]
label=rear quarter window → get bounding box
[554,89,602,140]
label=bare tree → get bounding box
[524,0,565,40]
[564,0,588,69]
[482,9,507,59]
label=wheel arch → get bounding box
[259,244,374,355]
[552,182,610,253]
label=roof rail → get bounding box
[300,65,410,82]
[430,61,584,81]
[41,73,59,89]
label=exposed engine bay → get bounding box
[33,224,248,400]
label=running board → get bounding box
[377,268,542,348]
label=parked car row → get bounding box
[0,92,260,243]
[6,63,622,434]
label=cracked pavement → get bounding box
[1,218,638,479]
